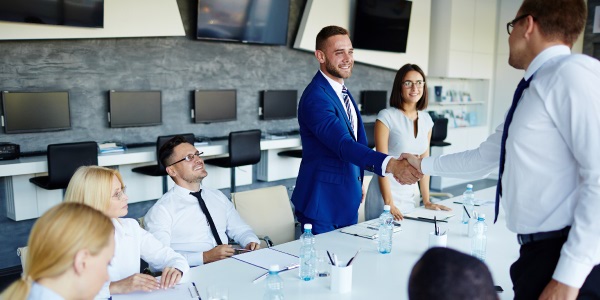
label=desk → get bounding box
[184,187,518,299]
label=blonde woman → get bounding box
[64,166,189,298]
[1,202,115,300]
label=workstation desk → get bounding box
[182,187,518,299]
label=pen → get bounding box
[404,216,448,223]
[346,250,360,267]
[333,253,339,267]
[252,264,299,283]
[462,205,471,219]
[326,250,335,265]
[434,216,438,236]
[454,201,480,206]
[367,226,378,230]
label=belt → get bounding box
[517,226,571,245]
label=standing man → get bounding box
[292,25,423,234]
[405,0,600,299]
[144,136,260,266]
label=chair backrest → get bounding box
[156,133,195,171]
[47,141,98,188]
[229,129,261,167]
[431,118,449,143]
[17,246,28,272]
[358,175,374,223]
[363,122,376,149]
[232,185,295,246]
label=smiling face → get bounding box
[166,143,207,190]
[401,70,425,108]
[106,175,128,219]
[316,34,354,84]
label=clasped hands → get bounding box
[386,153,423,185]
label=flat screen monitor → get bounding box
[0,0,104,28]
[108,91,162,128]
[360,90,387,115]
[353,0,412,53]
[1,91,71,134]
[260,90,297,120]
[193,90,237,123]
[196,0,289,45]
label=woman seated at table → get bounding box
[64,166,189,298]
[1,202,115,300]
[366,64,451,221]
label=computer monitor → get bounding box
[360,90,387,115]
[260,90,297,120]
[192,90,237,123]
[1,91,71,134]
[108,91,162,128]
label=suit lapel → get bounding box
[314,72,356,141]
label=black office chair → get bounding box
[363,121,376,149]
[204,129,262,193]
[278,149,302,158]
[131,133,195,193]
[430,118,451,147]
[29,141,98,190]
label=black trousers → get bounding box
[510,236,600,299]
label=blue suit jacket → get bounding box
[292,71,387,225]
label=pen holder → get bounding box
[330,262,353,293]
[428,232,447,248]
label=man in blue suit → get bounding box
[292,25,422,234]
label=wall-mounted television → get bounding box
[1,91,71,134]
[108,91,162,128]
[0,0,104,28]
[192,90,237,123]
[360,90,387,115]
[353,0,412,53]
[196,0,290,45]
[260,90,297,120]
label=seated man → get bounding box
[409,247,498,300]
[144,135,260,266]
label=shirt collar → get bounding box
[524,45,570,80]
[319,69,344,96]
[173,183,203,199]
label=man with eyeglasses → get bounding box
[144,135,260,266]
[402,0,600,299]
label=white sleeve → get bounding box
[222,194,259,247]
[94,282,111,299]
[376,109,391,129]
[138,225,190,274]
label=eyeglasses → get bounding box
[507,14,533,35]
[403,80,425,89]
[112,187,127,201]
[168,151,203,167]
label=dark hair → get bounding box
[519,0,586,46]
[316,25,349,51]
[389,64,428,111]
[158,135,192,169]
[409,247,497,300]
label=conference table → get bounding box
[180,186,519,299]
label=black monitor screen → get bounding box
[1,91,71,134]
[361,90,387,115]
[197,0,289,45]
[109,91,162,128]
[193,90,236,123]
[0,0,104,28]
[353,0,412,53]
[260,90,297,120]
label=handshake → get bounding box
[385,153,424,185]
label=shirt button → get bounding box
[358,176,361,181]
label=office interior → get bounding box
[0,0,599,289]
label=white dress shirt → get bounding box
[144,184,259,266]
[28,282,64,300]
[96,218,189,299]
[421,45,600,288]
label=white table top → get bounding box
[184,187,519,299]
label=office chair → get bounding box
[363,121,376,148]
[430,118,451,147]
[204,129,261,193]
[17,246,28,273]
[131,133,195,193]
[29,141,98,190]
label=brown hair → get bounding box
[518,0,586,46]
[389,64,428,111]
[316,25,349,51]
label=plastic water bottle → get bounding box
[264,265,284,300]
[471,213,488,261]
[378,205,394,254]
[299,224,316,281]
[462,184,475,224]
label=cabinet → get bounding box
[428,0,497,79]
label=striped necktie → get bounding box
[342,85,355,134]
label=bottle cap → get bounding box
[467,184,473,189]
[269,265,280,272]
[304,223,312,230]
[478,213,485,220]
[383,205,391,211]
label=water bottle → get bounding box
[378,205,394,254]
[471,213,488,261]
[299,224,316,281]
[264,265,284,300]
[462,184,475,224]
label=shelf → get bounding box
[428,101,484,107]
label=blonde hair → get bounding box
[0,202,113,300]
[64,166,124,213]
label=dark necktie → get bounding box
[190,190,223,245]
[342,85,355,134]
[494,76,533,223]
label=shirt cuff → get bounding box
[381,156,393,175]
[421,157,434,175]
[183,251,205,267]
[553,254,594,288]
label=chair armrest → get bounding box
[258,235,274,248]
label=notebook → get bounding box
[339,220,402,239]
[404,209,455,221]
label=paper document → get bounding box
[112,282,200,300]
[232,248,298,270]
[404,209,455,221]
[339,220,401,239]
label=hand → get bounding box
[424,202,452,211]
[159,267,182,289]
[109,273,159,294]
[400,153,423,173]
[203,244,235,264]
[386,158,423,185]
[539,279,579,300]
[245,242,260,251]
[389,205,404,221]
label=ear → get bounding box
[73,249,90,276]
[315,50,325,64]
[523,15,536,40]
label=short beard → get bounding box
[326,60,352,79]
